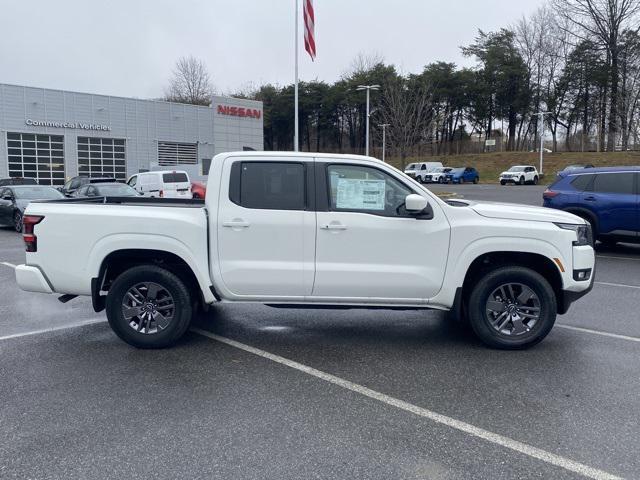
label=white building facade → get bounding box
[0,83,263,185]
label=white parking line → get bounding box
[595,281,640,290]
[0,319,105,341]
[193,328,622,480]
[556,324,640,343]
[0,261,16,269]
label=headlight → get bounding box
[555,222,593,246]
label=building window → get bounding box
[6,132,65,186]
[157,141,197,166]
[77,137,126,181]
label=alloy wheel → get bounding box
[121,282,175,334]
[485,282,541,336]
[14,212,23,233]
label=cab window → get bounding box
[327,164,414,218]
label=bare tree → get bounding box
[553,0,640,150]
[165,56,214,106]
[379,79,433,167]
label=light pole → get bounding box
[356,84,380,156]
[378,123,390,162]
[535,111,551,174]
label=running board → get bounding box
[58,294,78,303]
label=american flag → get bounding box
[303,0,316,61]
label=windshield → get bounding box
[433,167,452,173]
[405,164,416,170]
[450,168,464,173]
[13,187,64,200]
[95,184,138,196]
[508,166,526,172]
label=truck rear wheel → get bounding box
[106,265,193,348]
[467,266,556,349]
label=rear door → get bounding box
[216,157,315,297]
[583,172,638,238]
[161,172,191,198]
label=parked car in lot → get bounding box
[74,182,140,198]
[127,170,193,199]
[500,166,539,185]
[60,176,116,197]
[191,181,207,199]
[404,162,443,182]
[556,164,594,177]
[0,177,38,187]
[544,166,639,246]
[0,185,64,232]
[445,167,479,184]
[424,167,453,184]
[15,152,595,351]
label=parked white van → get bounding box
[126,171,193,199]
[404,162,444,183]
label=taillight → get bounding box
[543,189,559,199]
[159,190,164,198]
[23,215,44,252]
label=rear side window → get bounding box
[570,174,594,191]
[162,173,188,183]
[232,162,305,210]
[592,173,634,195]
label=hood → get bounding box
[500,171,515,176]
[471,201,586,224]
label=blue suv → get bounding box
[543,166,639,245]
[445,167,479,184]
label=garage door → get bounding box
[6,133,65,186]
[77,137,126,181]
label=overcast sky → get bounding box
[0,0,545,99]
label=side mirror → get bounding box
[405,194,428,212]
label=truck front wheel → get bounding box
[106,265,193,348]
[467,266,556,349]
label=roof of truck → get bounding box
[215,151,382,162]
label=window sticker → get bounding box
[336,178,386,210]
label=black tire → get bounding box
[438,177,444,184]
[13,211,23,233]
[473,176,479,184]
[467,266,557,349]
[518,176,525,185]
[106,265,193,348]
[500,180,506,186]
[533,176,539,185]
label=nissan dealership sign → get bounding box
[25,119,111,131]
[216,104,261,119]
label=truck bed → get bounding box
[33,196,206,208]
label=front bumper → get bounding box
[15,264,53,294]
[558,245,596,314]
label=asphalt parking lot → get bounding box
[1,185,639,479]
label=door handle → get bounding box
[321,223,347,230]
[584,196,596,201]
[222,220,250,228]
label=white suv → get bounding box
[499,166,539,185]
[404,162,443,183]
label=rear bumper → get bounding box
[15,265,53,294]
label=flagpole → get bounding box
[294,0,299,152]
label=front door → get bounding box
[216,157,316,297]
[0,188,13,225]
[313,162,450,302]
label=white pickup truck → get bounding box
[15,152,595,350]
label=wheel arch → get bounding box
[460,251,564,314]
[92,248,215,312]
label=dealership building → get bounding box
[0,83,263,185]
